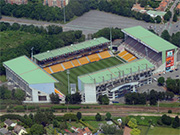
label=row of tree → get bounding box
[0,22,63,35]
[158,77,180,95]
[161,30,180,48]
[1,0,158,23]
[125,90,174,105]
[160,114,180,128]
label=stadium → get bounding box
[3,26,178,103]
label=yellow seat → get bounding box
[62,61,74,69]
[88,53,101,62]
[43,67,52,74]
[71,59,80,67]
[99,51,111,59]
[78,57,89,65]
[51,64,64,73]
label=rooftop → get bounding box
[122,26,177,52]
[3,56,58,84]
[78,58,154,84]
[147,10,166,17]
[34,37,110,61]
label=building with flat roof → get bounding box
[146,10,166,18]
[3,56,58,103]
[44,0,69,8]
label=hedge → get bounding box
[51,105,81,110]
[79,120,97,133]
[0,114,26,124]
[14,106,25,112]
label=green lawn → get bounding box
[85,121,108,129]
[138,126,149,135]
[0,75,6,82]
[159,102,180,108]
[52,57,123,95]
[147,127,180,135]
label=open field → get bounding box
[147,126,180,135]
[52,57,123,95]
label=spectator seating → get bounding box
[118,50,128,57]
[78,57,90,65]
[118,50,137,62]
[99,51,111,59]
[71,59,81,67]
[87,53,101,62]
[50,64,64,73]
[62,61,74,70]
[43,67,52,74]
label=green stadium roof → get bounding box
[34,37,110,61]
[3,56,58,84]
[78,58,154,84]
[122,26,177,52]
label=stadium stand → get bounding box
[71,59,80,67]
[62,61,74,70]
[99,51,111,59]
[43,67,52,74]
[118,50,137,62]
[118,50,128,57]
[88,53,101,62]
[51,64,64,73]
[78,57,90,65]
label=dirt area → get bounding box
[123,126,131,135]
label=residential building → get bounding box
[44,0,69,8]
[156,0,171,11]
[14,125,27,135]
[5,0,28,5]
[4,119,17,129]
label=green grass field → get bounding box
[147,127,180,135]
[52,57,123,95]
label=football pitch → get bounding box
[52,57,124,95]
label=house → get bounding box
[71,126,92,135]
[14,125,27,135]
[0,128,12,135]
[176,3,180,12]
[131,4,145,12]
[4,119,17,129]
[44,0,69,8]
[5,0,28,5]
[156,0,171,11]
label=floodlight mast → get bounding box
[31,47,34,60]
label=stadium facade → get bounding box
[3,26,179,103]
[3,56,58,103]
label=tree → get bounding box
[130,128,141,135]
[14,89,25,102]
[161,114,172,125]
[65,92,81,104]
[173,13,177,22]
[29,113,34,120]
[76,112,82,120]
[155,16,161,23]
[53,120,59,127]
[30,124,45,135]
[128,118,137,129]
[101,124,123,135]
[172,116,180,128]
[59,122,68,129]
[95,113,102,121]
[50,93,60,104]
[149,90,158,105]
[98,95,109,105]
[158,77,165,86]
[161,30,170,41]
[106,112,111,121]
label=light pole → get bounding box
[31,47,34,60]
[62,0,66,23]
[110,27,112,50]
[67,69,70,94]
